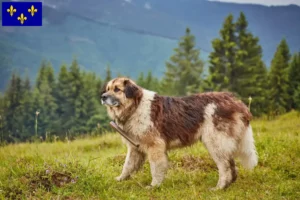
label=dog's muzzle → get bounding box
[101,93,120,107]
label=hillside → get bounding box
[1,0,300,87]
[0,111,299,199]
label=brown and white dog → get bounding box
[101,77,258,190]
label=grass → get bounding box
[0,112,299,200]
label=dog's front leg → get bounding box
[116,145,146,181]
[147,145,168,187]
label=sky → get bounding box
[209,0,300,6]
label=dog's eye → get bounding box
[114,87,120,92]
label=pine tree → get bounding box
[136,71,160,91]
[36,60,56,93]
[18,75,35,139]
[56,64,71,134]
[293,85,300,111]
[3,72,25,142]
[161,27,204,96]
[234,12,268,115]
[69,59,85,133]
[207,13,269,115]
[54,59,85,134]
[33,62,58,137]
[36,60,48,89]
[288,52,300,109]
[81,72,103,133]
[275,39,291,110]
[136,72,145,87]
[268,41,290,115]
[105,64,112,83]
[207,14,236,91]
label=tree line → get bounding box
[0,12,299,144]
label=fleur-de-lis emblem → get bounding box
[17,13,27,24]
[7,5,16,16]
[28,5,38,16]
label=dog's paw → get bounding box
[209,186,225,191]
[145,185,153,190]
[209,187,220,191]
[115,175,126,182]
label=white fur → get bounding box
[194,103,216,141]
[237,125,258,169]
[127,89,156,137]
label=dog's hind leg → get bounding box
[202,131,238,190]
[212,157,238,190]
[230,159,238,183]
[116,145,146,181]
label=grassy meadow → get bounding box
[0,112,299,200]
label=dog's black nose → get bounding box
[101,93,108,101]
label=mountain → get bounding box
[1,0,299,89]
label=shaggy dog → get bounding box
[101,77,258,190]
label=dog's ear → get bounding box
[124,79,139,98]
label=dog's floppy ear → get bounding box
[124,79,139,98]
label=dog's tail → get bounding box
[237,125,258,169]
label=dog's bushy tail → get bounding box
[237,125,258,169]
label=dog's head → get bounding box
[100,77,142,110]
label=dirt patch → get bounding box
[27,169,78,192]
[174,155,217,172]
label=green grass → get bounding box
[1,112,299,200]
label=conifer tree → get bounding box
[288,52,300,109]
[136,72,145,87]
[207,14,236,91]
[3,72,25,141]
[105,64,112,83]
[234,12,268,115]
[19,75,35,139]
[54,59,84,134]
[207,13,268,115]
[55,64,71,133]
[268,40,290,114]
[36,60,48,89]
[276,39,291,110]
[136,71,160,91]
[69,59,85,133]
[293,86,300,111]
[80,72,103,132]
[33,62,58,136]
[161,27,204,96]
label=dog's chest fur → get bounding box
[120,89,156,137]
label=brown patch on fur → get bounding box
[150,92,251,146]
[212,92,252,129]
[150,95,206,146]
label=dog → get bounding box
[101,77,258,190]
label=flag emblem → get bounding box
[2,1,42,26]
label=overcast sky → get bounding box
[209,0,300,6]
